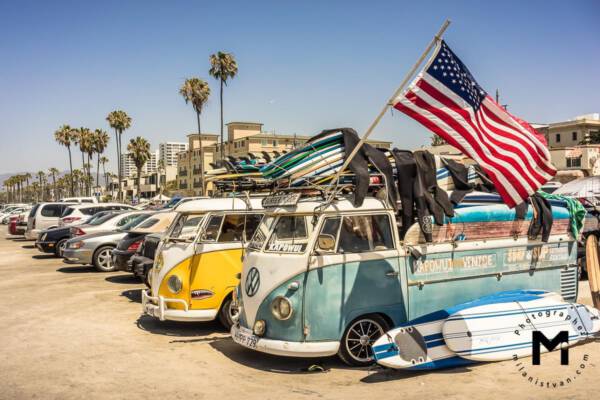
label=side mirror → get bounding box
[317,234,336,252]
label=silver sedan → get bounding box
[62,213,154,272]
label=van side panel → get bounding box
[406,241,577,319]
[303,257,407,341]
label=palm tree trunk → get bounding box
[196,111,204,196]
[117,131,122,202]
[136,167,142,202]
[96,156,100,194]
[52,174,56,201]
[67,145,74,196]
[220,78,224,161]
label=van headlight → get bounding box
[271,296,293,320]
[167,275,182,294]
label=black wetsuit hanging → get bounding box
[314,128,398,209]
[528,193,553,242]
[413,150,455,224]
[391,149,417,239]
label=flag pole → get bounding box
[327,19,451,196]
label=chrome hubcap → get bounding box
[346,319,384,362]
[98,249,112,269]
[229,301,240,322]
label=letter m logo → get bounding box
[532,331,569,365]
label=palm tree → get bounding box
[23,173,31,202]
[209,51,238,161]
[180,77,210,195]
[127,136,151,201]
[106,110,132,201]
[30,182,40,203]
[54,124,76,196]
[92,129,109,190]
[36,171,46,201]
[48,167,59,200]
[157,158,165,195]
[99,156,109,191]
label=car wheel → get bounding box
[338,314,389,367]
[55,238,68,258]
[218,296,239,330]
[93,245,115,272]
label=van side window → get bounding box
[170,214,204,240]
[41,204,63,217]
[338,215,394,253]
[202,215,224,241]
[218,213,263,242]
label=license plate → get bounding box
[234,326,258,349]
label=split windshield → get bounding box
[168,213,205,241]
[261,215,312,253]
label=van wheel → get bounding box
[55,238,68,257]
[218,296,239,330]
[93,246,115,272]
[338,314,389,367]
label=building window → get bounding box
[572,132,577,141]
[272,140,277,146]
[566,156,582,168]
[556,133,561,143]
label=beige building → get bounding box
[550,145,600,182]
[536,114,600,148]
[177,122,392,195]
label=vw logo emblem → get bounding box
[245,267,260,297]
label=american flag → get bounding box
[393,40,556,207]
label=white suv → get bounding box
[25,202,76,240]
[59,203,136,227]
[60,197,98,204]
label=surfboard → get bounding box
[372,290,562,370]
[442,297,600,362]
[586,235,600,309]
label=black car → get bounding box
[35,211,118,257]
[35,226,72,257]
[112,231,150,272]
[130,233,162,286]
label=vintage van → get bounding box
[142,197,264,329]
[231,192,578,366]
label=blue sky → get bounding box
[0,0,598,175]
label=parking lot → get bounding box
[1,230,599,400]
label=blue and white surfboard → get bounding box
[372,290,563,370]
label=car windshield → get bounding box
[119,214,152,231]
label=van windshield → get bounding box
[168,213,205,241]
[263,215,313,253]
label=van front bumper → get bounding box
[141,289,218,322]
[230,323,340,357]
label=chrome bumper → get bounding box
[230,323,340,357]
[141,289,218,322]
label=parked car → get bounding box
[60,197,98,204]
[112,212,176,272]
[130,233,163,286]
[35,211,119,257]
[68,211,147,237]
[25,202,76,240]
[1,206,30,224]
[59,203,136,227]
[62,213,154,271]
[8,209,31,235]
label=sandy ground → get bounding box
[0,230,599,400]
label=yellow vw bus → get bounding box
[142,197,264,329]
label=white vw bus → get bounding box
[231,191,578,366]
[142,197,264,329]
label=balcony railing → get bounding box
[193,181,202,188]
[192,168,202,175]
[178,170,188,177]
[179,183,188,189]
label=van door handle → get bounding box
[385,271,399,277]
